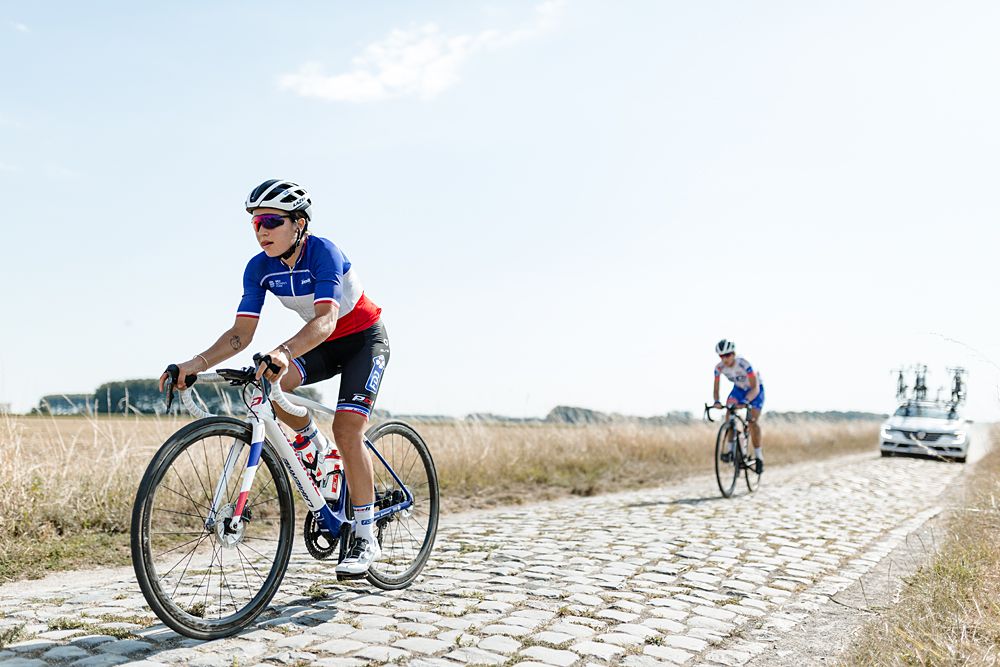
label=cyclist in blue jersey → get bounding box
[159,179,387,575]
[711,339,764,474]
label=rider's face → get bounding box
[720,352,736,367]
[251,207,301,258]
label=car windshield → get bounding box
[894,404,956,420]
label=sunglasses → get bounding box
[719,352,735,359]
[251,214,291,232]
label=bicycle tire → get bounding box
[364,420,439,590]
[743,433,760,493]
[131,417,295,640]
[714,421,739,498]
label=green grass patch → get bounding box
[0,532,131,583]
[47,617,138,639]
[0,624,30,648]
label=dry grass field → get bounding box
[0,413,877,582]
[846,426,1000,666]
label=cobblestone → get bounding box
[0,455,960,666]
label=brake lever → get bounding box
[163,364,200,410]
[252,353,282,378]
[164,364,180,410]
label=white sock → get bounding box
[755,447,763,461]
[295,418,329,454]
[353,503,375,542]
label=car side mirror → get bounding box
[965,419,974,425]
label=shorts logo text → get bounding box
[365,355,385,393]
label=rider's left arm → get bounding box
[745,373,760,403]
[257,301,339,379]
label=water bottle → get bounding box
[292,433,322,484]
[319,446,343,500]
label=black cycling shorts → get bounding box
[290,321,389,419]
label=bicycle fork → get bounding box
[206,419,341,537]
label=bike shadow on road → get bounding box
[130,588,381,655]
[626,496,725,508]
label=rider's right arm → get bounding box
[161,258,268,392]
[713,375,721,404]
[159,316,259,392]
[200,316,259,368]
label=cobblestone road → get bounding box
[0,452,963,666]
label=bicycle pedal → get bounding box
[335,570,368,582]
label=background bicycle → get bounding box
[704,403,761,498]
[130,357,439,639]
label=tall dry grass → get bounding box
[0,413,877,581]
[846,426,1000,666]
[423,418,878,508]
[0,413,186,579]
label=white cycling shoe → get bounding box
[335,536,381,578]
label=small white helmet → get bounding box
[245,179,312,221]
[715,339,736,355]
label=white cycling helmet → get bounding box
[245,179,313,221]
[715,339,736,355]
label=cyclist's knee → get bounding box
[332,412,366,448]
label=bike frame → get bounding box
[725,407,751,462]
[180,376,414,541]
[705,403,754,461]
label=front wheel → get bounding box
[365,420,439,590]
[130,418,295,640]
[744,438,761,493]
[714,422,739,498]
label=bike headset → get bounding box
[245,179,313,261]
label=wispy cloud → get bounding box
[12,22,29,33]
[279,0,565,103]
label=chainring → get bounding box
[303,512,338,560]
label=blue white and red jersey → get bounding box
[237,236,381,341]
[714,356,762,390]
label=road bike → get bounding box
[130,355,439,640]
[704,403,760,498]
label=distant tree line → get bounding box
[379,405,887,425]
[34,379,320,416]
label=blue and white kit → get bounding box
[237,236,388,418]
[237,236,381,341]
[715,357,765,410]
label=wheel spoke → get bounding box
[135,422,293,637]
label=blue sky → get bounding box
[3,1,1000,419]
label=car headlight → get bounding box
[952,430,967,444]
[880,425,892,439]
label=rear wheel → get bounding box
[744,434,761,493]
[364,420,439,590]
[131,418,294,640]
[714,422,739,498]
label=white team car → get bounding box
[879,401,971,463]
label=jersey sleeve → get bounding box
[311,239,345,308]
[714,363,722,377]
[742,360,756,377]
[236,259,266,319]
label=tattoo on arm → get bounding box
[229,335,242,351]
